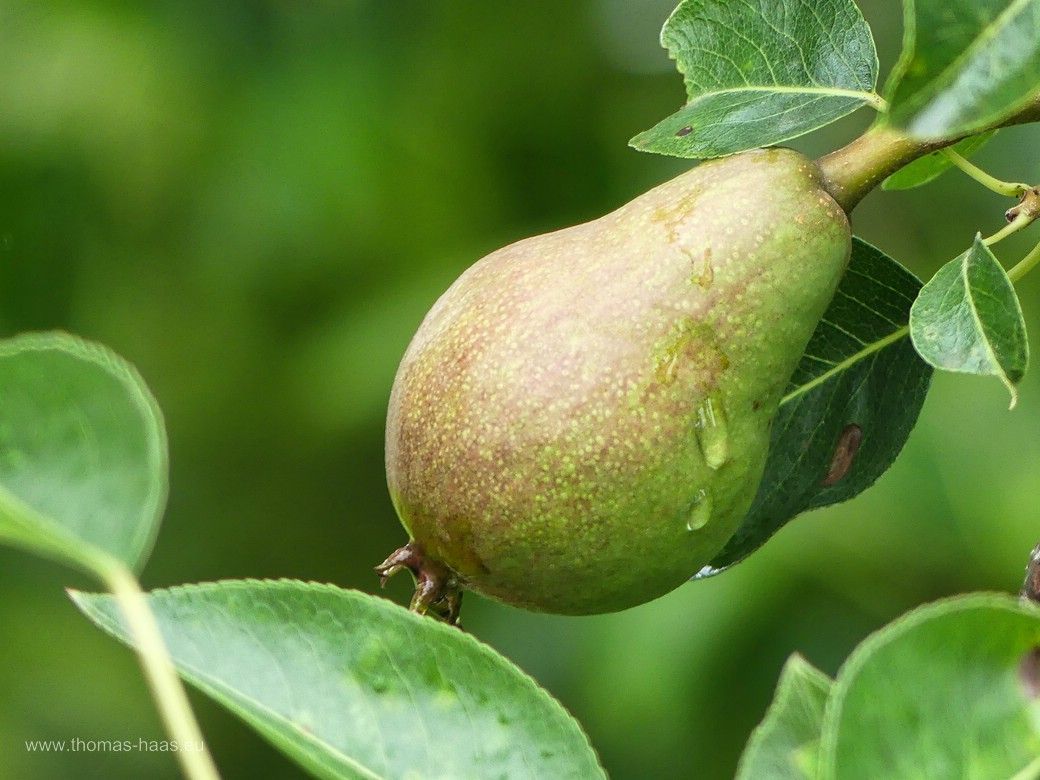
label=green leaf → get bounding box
[882,131,995,191]
[699,239,932,576]
[737,655,832,780]
[884,0,1040,139]
[819,594,1040,779]
[630,0,879,159]
[72,580,606,780]
[0,332,167,574]
[910,234,1028,407]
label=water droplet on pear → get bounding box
[695,396,729,469]
[683,488,713,531]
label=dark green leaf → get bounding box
[884,0,1040,139]
[699,239,932,576]
[737,655,832,780]
[72,580,606,780]
[0,332,167,574]
[882,131,996,191]
[910,235,1028,407]
[819,594,1040,779]
[631,0,879,159]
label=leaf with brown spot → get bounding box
[699,239,931,577]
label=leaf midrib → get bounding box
[780,326,909,407]
[689,84,880,104]
[960,247,1019,397]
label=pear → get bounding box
[381,148,850,617]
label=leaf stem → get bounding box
[982,215,1035,247]
[1008,239,1040,284]
[865,93,889,113]
[942,149,1029,197]
[97,561,220,780]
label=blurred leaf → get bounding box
[884,0,1040,139]
[882,131,996,190]
[0,332,167,574]
[73,580,606,780]
[630,0,879,159]
[700,240,931,576]
[910,235,1028,407]
[819,594,1040,779]
[737,655,831,780]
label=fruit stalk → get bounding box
[818,98,1040,213]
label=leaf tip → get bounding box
[65,587,88,612]
[627,132,649,151]
[65,588,105,619]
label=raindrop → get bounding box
[695,396,729,469]
[683,488,713,531]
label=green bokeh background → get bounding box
[2,2,1039,778]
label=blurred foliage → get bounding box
[1,2,1040,778]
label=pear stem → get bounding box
[816,126,938,213]
[816,98,1040,214]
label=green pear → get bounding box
[382,148,850,616]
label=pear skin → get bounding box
[384,148,850,615]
